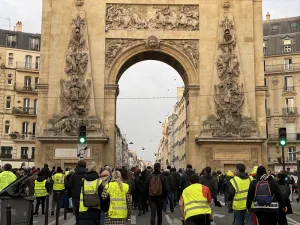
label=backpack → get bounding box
[83,179,101,207]
[149,175,162,196]
[255,180,273,206]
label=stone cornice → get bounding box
[255,86,268,92]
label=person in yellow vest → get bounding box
[64,168,70,177]
[101,170,131,225]
[179,174,212,225]
[78,163,102,225]
[34,172,50,216]
[228,163,253,225]
[51,166,65,216]
[0,163,17,191]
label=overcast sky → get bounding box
[1,0,300,164]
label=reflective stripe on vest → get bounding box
[182,183,212,220]
[79,178,102,212]
[52,173,65,191]
[106,182,129,219]
[230,176,253,210]
[34,180,48,197]
[0,171,17,191]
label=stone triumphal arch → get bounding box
[36,0,267,172]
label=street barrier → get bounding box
[6,205,11,225]
[45,196,49,225]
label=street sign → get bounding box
[77,144,88,159]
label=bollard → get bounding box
[56,192,60,225]
[45,196,49,225]
[64,190,68,220]
[6,205,12,225]
[30,202,34,225]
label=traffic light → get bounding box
[278,128,287,146]
[78,125,87,144]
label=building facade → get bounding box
[115,125,129,168]
[0,22,40,168]
[264,14,300,171]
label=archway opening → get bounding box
[116,59,185,169]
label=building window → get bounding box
[6,35,17,47]
[23,98,30,113]
[288,146,296,161]
[284,76,294,91]
[7,74,13,85]
[6,96,11,109]
[272,25,278,30]
[34,77,39,90]
[8,53,14,66]
[29,38,40,50]
[264,60,266,72]
[32,122,36,136]
[25,55,32,69]
[285,98,294,108]
[31,147,35,159]
[263,42,266,55]
[1,146,12,158]
[24,76,32,87]
[284,58,292,70]
[34,99,38,115]
[22,122,29,134]
[35,56,40,70]
[5,120,10,135]
[290,22,297,32]
[21,147,28,158]
[283,40,292,53]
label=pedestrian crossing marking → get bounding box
[131,215,136,224]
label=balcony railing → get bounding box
[16,62,40,71]
[15,84,38,92]
[12,107,37,116]
[21,154,28,159]
[268,133,300,141]
[284,86,295,91]
[0,154,12,159]
[282,107,298,116]
[265,63,300,74]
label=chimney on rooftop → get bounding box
[266,12,271,22]
[15,21,22,32]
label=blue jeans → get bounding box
[234,210,252,225]
[163,192,174,212]
[100,210,105,225]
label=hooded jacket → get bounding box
[181,169,195,189]
[246,174,285,212]
[228,172,250,203]
[67,167,87,199]
[199,173,218,200]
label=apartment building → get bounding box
[264,14,300,171]
[115,125,129,167]
[0,22,40,167]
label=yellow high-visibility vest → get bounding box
[0,171,17,191]
[34,180,48,197]
[64,171,70,176]
[52,173,65,191]
[230,176,254,210]
[106,181,129,219]
[182,183,212,220]
[79,178,102,212]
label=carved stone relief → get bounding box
[202,15,257,138]
[222,0,230,8]
[105,37,199,69]
[105,4,199,31]
[75,0,84,7]
[47,15,92,136]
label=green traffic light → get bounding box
[79,137,86,144]
[279,139,286,146]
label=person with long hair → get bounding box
[101,171,131,225]
[246,166,286,225]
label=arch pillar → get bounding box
[184,85,201,171]
[103,84,119,167]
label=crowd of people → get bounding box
[0,161,298,225]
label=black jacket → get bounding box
[181,169,195,189]
[146,170,169,199]
[199,173,218,200]
[78,171,101,225]
[41,167,50,180]
[246,175,285,212]
[67,167,87,199]
[171,171,180,190]
[164,172,175,192]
